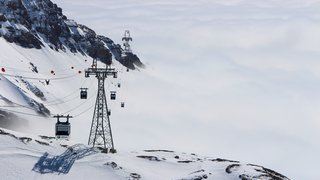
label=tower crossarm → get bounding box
[85,68,117,78]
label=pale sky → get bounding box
[52,1,320,179]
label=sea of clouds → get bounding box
[53,0,320,179]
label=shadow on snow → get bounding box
[32,144,97,174]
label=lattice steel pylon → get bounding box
[122,30,133,54]
[85,60,117,152]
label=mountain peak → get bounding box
[0,0,143,69]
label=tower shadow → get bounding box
[32,144,97,174]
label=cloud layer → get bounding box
[53,0,320,179]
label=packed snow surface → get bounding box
[3,0,320,179]
[0,127,289,180]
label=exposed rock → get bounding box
[144,149,174,153]
[136,155,162,161]
[39,135,55,140]
[130,173,141,179]
[29,62,38,73]
[247,164,290,180]
[0,0,143,69]
[225,164,240,174]
[177,160,193,163]
[20,77,46,100]
[35,139,49,146]
[3,31,43,49]
[19,137,32,143]
[0,14,6,22]
[211,158,240,163]
[105,161,121,170]
[0,128,32,144]
[28,99,50,115]
[119,53,145,70]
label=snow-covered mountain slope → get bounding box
[0,36,128,139]
[0,0,143,69]
[0,0,294,179]
[0,127,289,180]
[0,24,292,180]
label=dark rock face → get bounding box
[0,0,143,67]
[119,52,145,70]
[5,31,43,49]
[0,14,7,22]
[136,155,162,161]
[0,0,43,48]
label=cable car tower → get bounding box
[122,30,133,54]
[85,59,117,152]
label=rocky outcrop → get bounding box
[0,0,143,68]
[119,52,145,70]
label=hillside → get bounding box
[0,0,143,69]
[0,127,290,180]
[0,0,295,179]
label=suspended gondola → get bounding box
[55,116,71,139]
[80,88,88,99]
[110,91,116,100]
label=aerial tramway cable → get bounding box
[0,107,49,117]
[0,45,98,118]
[73,103,95,118]
[1,73,79,81]
[60,89,96,115]
[42,78,91,106]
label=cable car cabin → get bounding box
[55,119,70,138]
[121,102,125,108]
[80,88,88,99]
[80,91,87,99]
[110,91,116,100]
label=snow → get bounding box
[76,27,86,37]
[64,19,77,27]
[49,0,320,179]
[0,35,290,178]
[0,127,288,180]
[0,37,90,134]
[0,21,11,34]
[1,0,319,179]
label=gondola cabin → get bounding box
[55,119,70,138]
[110,91,116,100]
[80,88,88,99]
[121,102,125,108]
